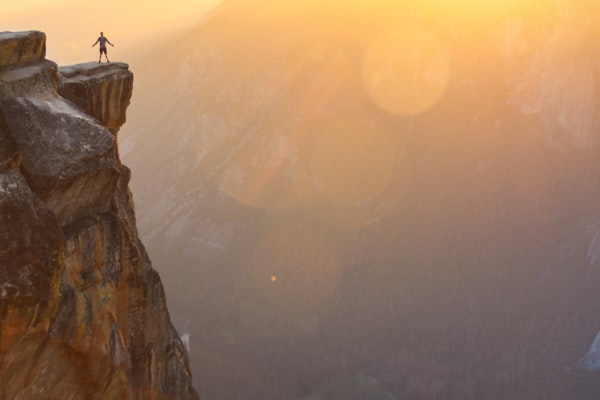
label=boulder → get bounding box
[0,31,46,69]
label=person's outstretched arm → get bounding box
[92,38,99,47]
[107,39,114,46]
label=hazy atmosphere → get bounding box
[5,1,600,399]
[1,0,221,65]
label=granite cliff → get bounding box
[0,31,199,399]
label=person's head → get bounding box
[100,32,104,36]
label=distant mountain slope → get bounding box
[121,1,600,399]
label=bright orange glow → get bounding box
[363,25,450,116]
[422,0,544,19]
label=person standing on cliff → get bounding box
[92,32,114,63]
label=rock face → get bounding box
[0,31,199,400]
[0,31,46,69]
[58,62,134,135]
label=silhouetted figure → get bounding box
[92,32,114,63]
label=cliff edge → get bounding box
[0,31,199,400]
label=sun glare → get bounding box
[407,0,549,20]
[363,24,450,116]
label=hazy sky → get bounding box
[2,0,582,66]
[4,0,49,13]
[2,0,222,65]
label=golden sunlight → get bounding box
[422,0,545,19]
[362,24,450,116]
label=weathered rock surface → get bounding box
[59,62,134,135]
[0,59,59,99]
[0,31,199,400]
[0,31,46,69]
[1,96,119,227]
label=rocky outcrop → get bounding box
[1,95,119,227]
[0,31,199,400]
[0,31,45,69]
[58,62,134,135]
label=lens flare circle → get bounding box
[362,24,450,115]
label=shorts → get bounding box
[100,47,107,54]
